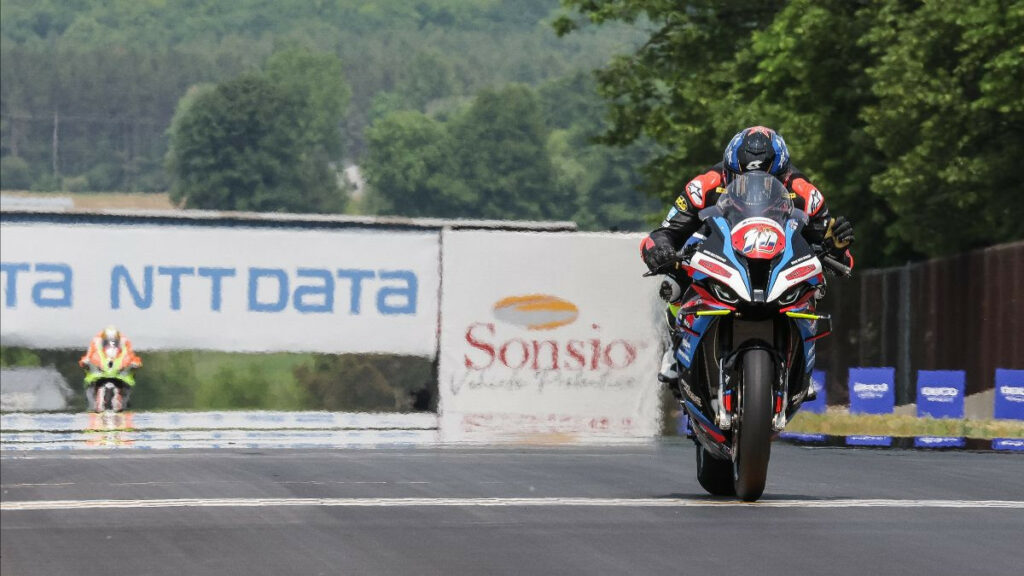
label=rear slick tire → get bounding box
[696,445,735,496]
[733,349,774,501]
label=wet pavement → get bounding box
[1,411,1020,452]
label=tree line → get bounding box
[0,1,640,194]
[2,0,1021,265]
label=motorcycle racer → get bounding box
[79,325,142,409]
[641,126,855,286]
[640,126,855,385]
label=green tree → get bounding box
[264,46,351,158]
[714,0,902,265]
[0,155,32,189]
[860,0,1024,257]
[554,0,787,202]
[362,110,453,216]
[448,84,566,219]
[363,85,569,221]
[540,72,659,231]
[166,72,345,212]
[294,355,397,411]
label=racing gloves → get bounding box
[822,216,856,272]
[823,215,856,249]
[643,244,678,273]
[825,216,855,252]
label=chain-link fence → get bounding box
[816,241,1023,406]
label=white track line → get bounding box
[2,497,1022,511]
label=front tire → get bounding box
[733,349,774,501]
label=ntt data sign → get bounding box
[0,223,440,355]
[437,231,663,442]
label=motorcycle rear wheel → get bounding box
[695,444,735,496]
[103,385,115,411]
[733,349,774,501]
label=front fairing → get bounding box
[83,347,136,387]
[688,212,821,311]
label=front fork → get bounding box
[709,318,794,433]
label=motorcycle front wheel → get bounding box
[733,349,774,501]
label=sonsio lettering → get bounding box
[463,322,638,371]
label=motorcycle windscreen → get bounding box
[719,173,793,260]
[718,172,793,224]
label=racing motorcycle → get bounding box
[648,172,850,501]
[83,342,137,413]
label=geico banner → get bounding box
[848,367,895,415]
[0,223,440,355]
[994,369,1024,420]
[915,370,965,419]
[437,230,664,442]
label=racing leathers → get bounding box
[79,332,142,371]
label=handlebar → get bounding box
[820,254,852,277]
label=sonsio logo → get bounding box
[853,382,889,399]
[464,294,638,371]
[1000,386,1024,401]
[921,386,959,400]
[491,294,579,331]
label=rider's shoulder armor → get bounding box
[683,169,724,210]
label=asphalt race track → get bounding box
[2,441,1022,576]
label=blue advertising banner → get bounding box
[848,367,895,415]
[780,432,827,443]
[914,436,966,449]
[802,370,827,414]
[845,435,892,447]
[994,369,1024,420]
[992,438,1024,452]
[916,370,965,419]
[677,413,692,437]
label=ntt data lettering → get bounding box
[0,262,73,308]
[2,262,418,315]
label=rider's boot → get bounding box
[658,348,679,387]
[803,372,818,402]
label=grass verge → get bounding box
[787,411,1024,439]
